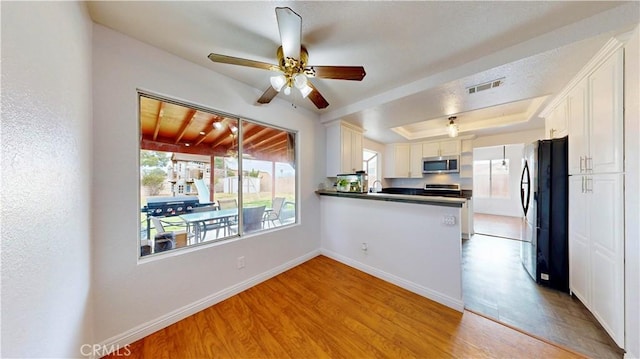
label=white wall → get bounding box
[91,25,324,345]
[472,144,525,217]
[624,25,640,359]
[1,2,95,357]
[320,196,463,311]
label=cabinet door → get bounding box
[567,80,588,175]
[409,143,423,178]
[589,49,623,174]
[394,144,411,177]
[340,126,353,173]
[384,144,411,178]
[422,142,440,157]
[568,176,590,304]
[351,130,363,173]
[589,173,624,348]
[439,140,461,156]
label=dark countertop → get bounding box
[378,187,473,199]
[315,190,465,208]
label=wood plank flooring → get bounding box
[106,255,584,358]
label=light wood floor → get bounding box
[107,255,584,358]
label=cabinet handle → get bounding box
[579,156,584,173]
[581,176,585,193]
[587,157,593,172]
[586,177,593,193]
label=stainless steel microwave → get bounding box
[422,155,460,174]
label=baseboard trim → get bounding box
[96,249,320,353]
[320,249,464,312]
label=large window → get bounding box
[473,159,510,198]
[138,93,297,257]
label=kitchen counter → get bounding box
[318,190,464,312]
[315,190,465,207]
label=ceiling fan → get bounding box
[207,7,366,109]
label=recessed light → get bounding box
[199,131,206,135]
[213,122,222,130]
[185,143,190,147]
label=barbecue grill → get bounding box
[142,196,200,239]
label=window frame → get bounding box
[137,90,299,260]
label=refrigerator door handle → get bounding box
[520,161,531,216]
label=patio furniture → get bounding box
[190,205,228,239]
[264,197,286,228]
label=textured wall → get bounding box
[91,24,323,345]
[1,2,94,357]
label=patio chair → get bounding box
[230,205,266,234]
[217,198,238,210]
[217,198,238,227]
[243,205,266,233]
[264,197,286,228]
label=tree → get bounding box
[142,168,167,196]
[141,150,170,168]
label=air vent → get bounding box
[467,78,504,95]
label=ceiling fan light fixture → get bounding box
[293,73,308,89]
[448,116,458,138]
[283,86,292,96]
[270,74,286,92]
[299,83,313,98]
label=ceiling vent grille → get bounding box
[467,78,504,94]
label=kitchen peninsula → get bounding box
[317,190,465,311]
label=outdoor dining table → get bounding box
[179,208,238,243]
[179,207,272,243]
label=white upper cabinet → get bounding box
[545,98,568,139]
[409,143,424,178]
[566,48,623,175]
[384,143,424,178]
[588,49,624,174]
[384,143,411,178]
[422,140,460,157]
[326,121,364,177]
[567,79,588,174]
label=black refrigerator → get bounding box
[520,136,569,292]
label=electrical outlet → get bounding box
[541,273,549,280]
[361,242,368,251]
[237,256,245,269]
[442,215,456,225]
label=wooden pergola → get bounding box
[139,95,294,201]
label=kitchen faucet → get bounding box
[370,180,383,193]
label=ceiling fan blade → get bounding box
[208,53,279,72]
[257,86,279,104]
[275,7,301,60]
[305,66,366,81]
[306,82,329,109]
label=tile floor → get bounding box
[462,233,624,358]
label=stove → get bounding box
[423,184,462,197]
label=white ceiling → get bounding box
[86,1,639,144]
